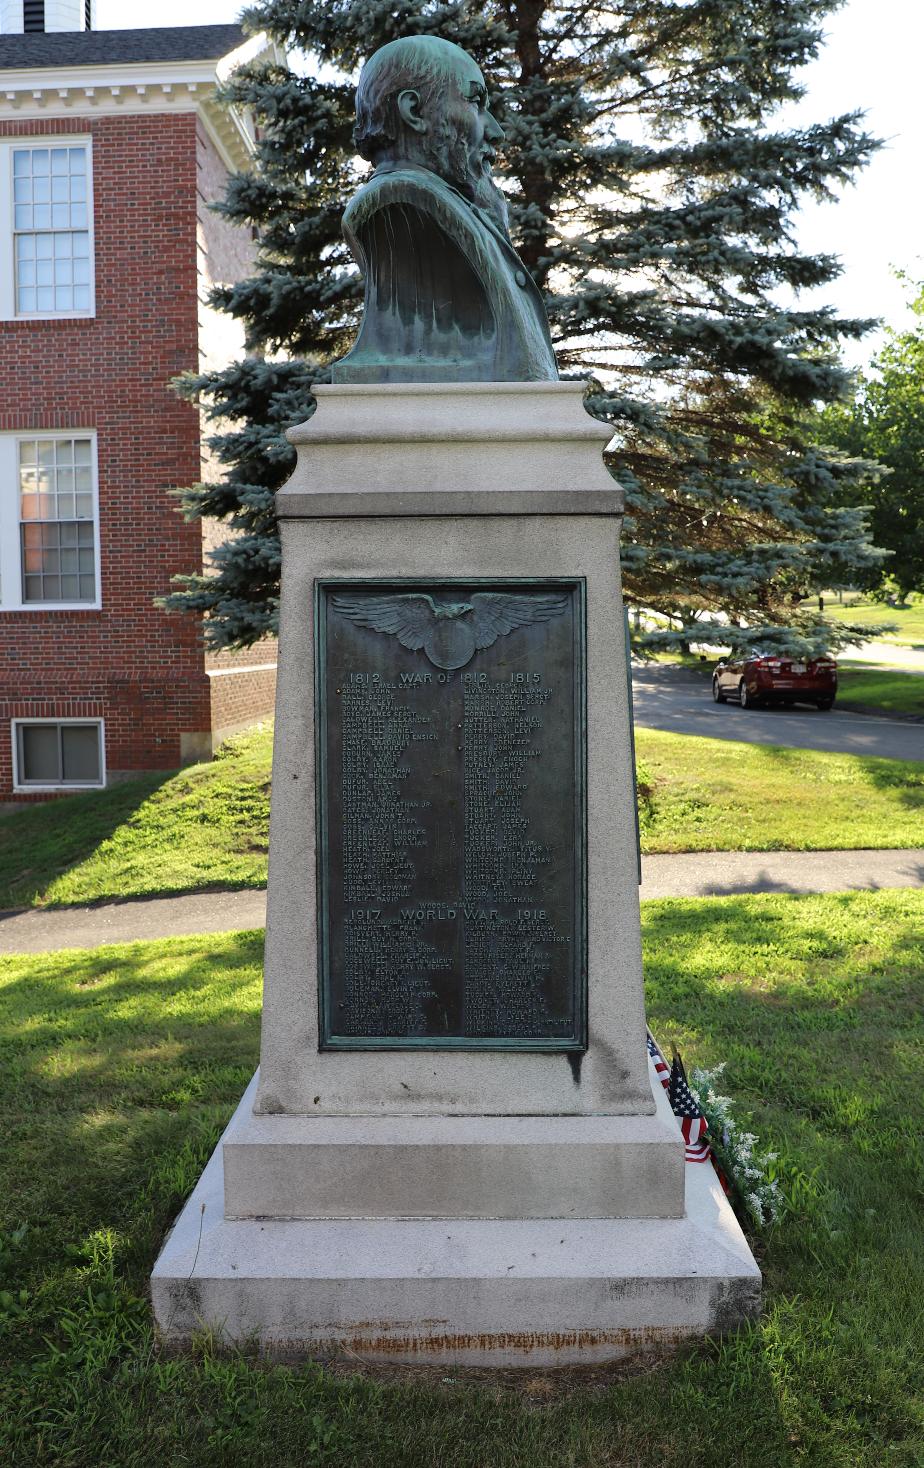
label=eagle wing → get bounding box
[330,593,437,651]
[470,592,570,651]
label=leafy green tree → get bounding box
[815,276,924,602]
[169,0,884,656]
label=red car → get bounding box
[712,653,837,710]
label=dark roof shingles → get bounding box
[0,24,247,72]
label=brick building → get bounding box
[0,6,278,803]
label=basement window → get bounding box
[12,720,104,790]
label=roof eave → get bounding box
[0,33,281,172]
[0,32,277,92]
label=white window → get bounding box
[0,137,94,320]
[0,431,100,610]
[12,719,105,791]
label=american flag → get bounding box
[647,1031,711,1163]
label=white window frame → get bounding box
[11,717,106,793]
[0,134,95,321]
[0,429,102,611]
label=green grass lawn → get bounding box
[0,724,273,909]
[1,722,921,910]
[836,667,924,716]
[2,888,922,1466]
[636,729,924,853]
[826,597,924,647]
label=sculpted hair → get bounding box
[354,36,474,163]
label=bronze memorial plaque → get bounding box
[315,579,586,1049]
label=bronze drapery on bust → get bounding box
[331,36,559,384]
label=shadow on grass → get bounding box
[642,887,923,972]
[0,933,263,1279]
[0,769,178,910]
[643,892,924,1131]
[0,931,264,1055]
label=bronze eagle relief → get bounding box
[330,590,570,670]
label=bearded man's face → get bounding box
[419,62,510,231]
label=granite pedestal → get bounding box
[151,381,760,1361]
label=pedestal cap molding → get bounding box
[278,380,623,510]
[286,381,618,447]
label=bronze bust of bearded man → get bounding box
[332,36,559,384]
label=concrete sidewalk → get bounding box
[0,887,270,955]
[2,848,922,954]
[640,847,924,900]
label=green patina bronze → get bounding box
[332,36,559,384]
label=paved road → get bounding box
[3,847,923,954]
[630,665,924,761]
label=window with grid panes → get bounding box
[19,437,96,603]
[13,145,91,315]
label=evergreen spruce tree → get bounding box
[168,0,884,655]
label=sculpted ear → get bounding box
[396,89,427,133]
